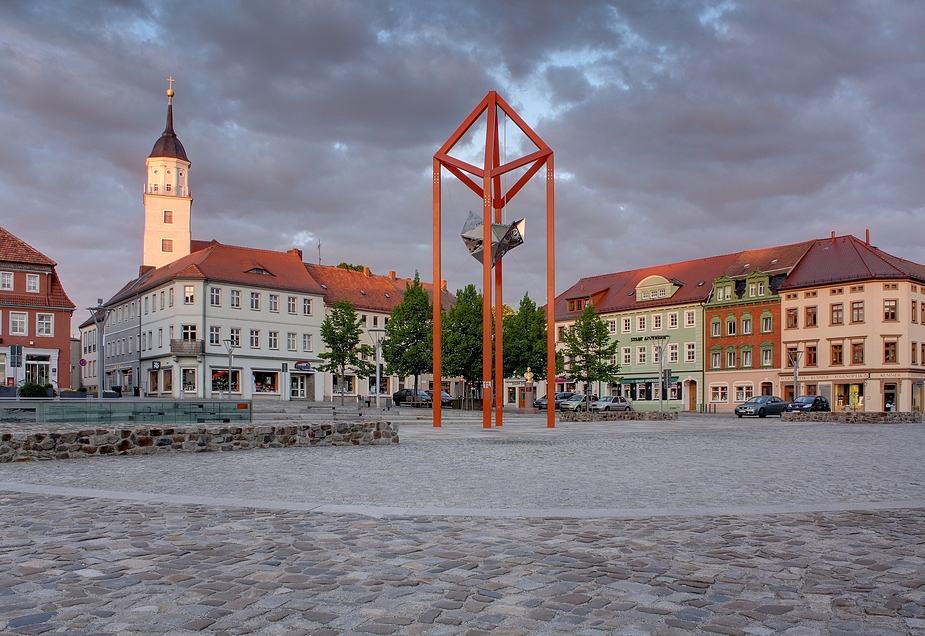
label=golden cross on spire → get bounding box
[166,76,175,103]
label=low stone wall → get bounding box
[0,421,398,462]
[559,411,679,422]
[781,412,921,424]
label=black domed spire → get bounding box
[149,77,189,162]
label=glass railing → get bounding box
[0,399,252,426]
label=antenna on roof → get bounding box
[317,240,322,265]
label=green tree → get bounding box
[443,284,483,400]
[336,262,365,272]
[382,272,433,399]
[503,292,547,380]
[317,300,375,403]
[560,305,621,410]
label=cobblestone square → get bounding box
[1,414,924,635]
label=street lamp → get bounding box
[87,298,107,401]
[653,335,671,413]
[369,328,386,407]
[788,348,804,401]
[222,338,239,400]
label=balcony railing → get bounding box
[170,339,204,356]
[144,185,191,197]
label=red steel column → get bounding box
[481,100,496,429]
[432,158,442,427]
[546,155,556,428]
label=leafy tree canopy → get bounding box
[317,300,375,402]
[503,292,548,380]
[336,262,365,272]
[381,272,432,389]
[560,304,621,398]
[443,284,482,385]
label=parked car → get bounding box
[590,395,633,412]
[426,390,453,407]
[392,389,432,407]
[784,395,831,412]
[734,395,788,418]
[559,394,597,411]
[535,391,575,410]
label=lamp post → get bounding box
[88,299,107,401]
[788,348,803,401]
[654,335,670,413]
[222,338,239,400]
[369,328,386,407]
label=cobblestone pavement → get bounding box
[1,415,924,634]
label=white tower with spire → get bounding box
[143,77,193,269]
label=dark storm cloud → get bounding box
[1,0,924,320]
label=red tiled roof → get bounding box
[108,242,325,303]
[0,227,75,310]
[304,264,455,312]
[779,235,925,290]
[556,253,741,320]
[0,226,57,266]
[721,240,815,279]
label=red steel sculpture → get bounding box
[433,91,556,428]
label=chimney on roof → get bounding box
[139,265,155,277]
[388,271,396,280]
[831,231,836,242]
[288,248,303,260]
[866,229,870,245]
[441,279,447,291]
[363,266,371,277]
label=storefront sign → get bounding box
[293,360,313,371]
[780,372,868,381]
[630,335,671,342]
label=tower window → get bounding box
[162,239,173,252]
[164,210,173,224]
[165,183,171,192]
[151,184,158,193]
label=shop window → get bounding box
[211,369,240,393]
[710,385,729,402]
[734,384,754,402]
[182,369,195,392]
[332,374,354,395]
[253,371,279,393]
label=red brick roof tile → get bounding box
[0,226,57,266]
[556,253,741,321]
[779,235,925,289]
[108,242,325,303]
[304,264,455,312]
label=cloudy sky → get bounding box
[2,1,924,332]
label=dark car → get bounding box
[535,391,575,410]
[784,395,831,412]
[426,390,453,407]
[392,389,432,407]
[735,395,788,418]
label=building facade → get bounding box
[703,242,812,411]
[0,227,75,390]
[778,234,925,412]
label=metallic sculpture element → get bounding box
[460,211,525,266]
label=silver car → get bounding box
[590,395,633,412]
